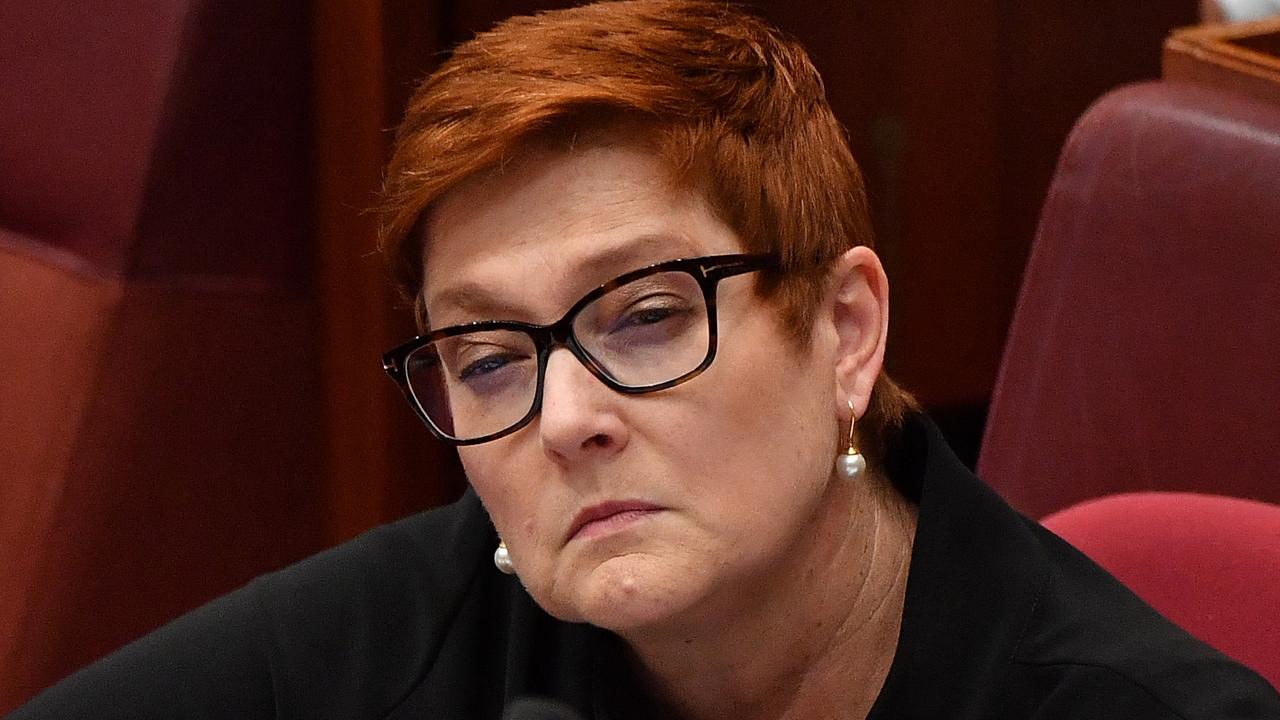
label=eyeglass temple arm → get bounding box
[699,254,778,279]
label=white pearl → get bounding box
[837,451,866,480]
[493,543,515,574]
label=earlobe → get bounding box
[829,246,890,420]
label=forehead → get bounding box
[420,141,743,324]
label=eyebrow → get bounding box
[424,233,700,327]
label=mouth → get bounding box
[566,500,665,543]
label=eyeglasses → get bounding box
[382,253,777,445]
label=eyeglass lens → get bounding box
[403,270,712,441]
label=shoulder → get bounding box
[1010,661,1280,720]
[252,489,494,717]
[10,492,495,719]
[1007,521,1280,720]
[261,488,489,608]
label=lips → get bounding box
[566,500,664,542]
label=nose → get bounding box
[537,347,628,463]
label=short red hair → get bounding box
[379,0,916,461]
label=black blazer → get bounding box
[11,415,1279,718]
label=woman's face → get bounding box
[422,141,846,634]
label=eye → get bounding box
[406,352,439,375]
[619,305,678,328]
[609,296,690,333]
[459,352,520,381]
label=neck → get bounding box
[619,472,918,720]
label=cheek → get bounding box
[743,335,834,478]
[459,444,568,590]
[458,447,534,539]
[670,329,835,531]
[712,319,834,458]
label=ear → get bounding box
[828,245,890,423]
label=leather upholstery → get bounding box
[1044,492,1280,688]
[979,81,1280,519]
[0,0,325,711]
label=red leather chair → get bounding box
[979,81,1280,519]
[1044,492,1280,688]
[0,0,326,711]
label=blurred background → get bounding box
[3,0,1277,711]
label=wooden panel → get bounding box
[1164,17,1280,105]
[313,1,395,543]
[312,1,464,545]
[888,0,1003,408]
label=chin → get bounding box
[564,552,707,634]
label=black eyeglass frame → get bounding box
[382,253,778,446]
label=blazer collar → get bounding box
[868,413,1048,718]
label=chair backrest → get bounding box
[978,81,1280,520]
[1043,492,1280,688]
[0,0,326,711]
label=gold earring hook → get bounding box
[846,399,858,455]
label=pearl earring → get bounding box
[836,399,866,480]
[493,540,515,575]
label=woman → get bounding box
[12,2,1279,718]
